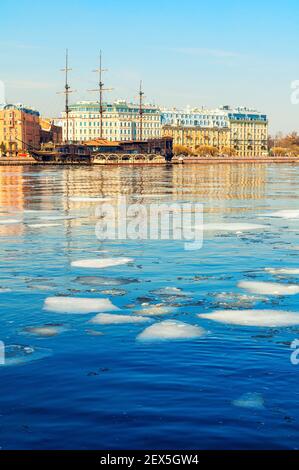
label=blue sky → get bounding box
[1,0,299,133]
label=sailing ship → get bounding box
[30,50,173,164]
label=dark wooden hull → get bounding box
[31,151,94,164]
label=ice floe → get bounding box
[71,258,133,269]
[150,287,188,297]
[137,304,173,316]
[212,292,268,308]
[137,320,206,341]
[43,296,119,314]
[232,392,265,410]
[27,223,62,228]
[198,309,299,327]
[40,215,78,221]
[100,289,127,296]
[265,268,299,275]
[22,326,61,337]
[0,287,12,293]
[0,219,22,225]
[262,209,299,219]
[200,223,266,232]
[85,328,104,336]
[75,276,138,286]
[68,196,113,202]
[4,344,51,366]
[90,313,152,324]
[27,284,56,291]
[238,280,299,296]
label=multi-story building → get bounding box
[162,106,268,157]
[40,118,62,145]
[163,126,230,152]
[162,106,229,128]
[62,100,162,143]
[0,104,40,156]
[227,107,268,157]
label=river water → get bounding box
[0,163,299,449]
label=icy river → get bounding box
[0,163,299,449]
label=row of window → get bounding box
[68,129,161,136]
[69,113,160,120]
[65,121,161,129]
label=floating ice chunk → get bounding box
[213,292,267,308]
[100,289,127,296]
[133,194,168,199]
[71,258,133,269]
[0,219,22,225]
[85,328,104,336]
[151,287,188,297]
[198,309,299,326]
[201,223,266,232]
[23,326,60,337]
[28,284,56,291]
[28,223,62,228]
[137,304,173,316]
[90,313,152,324]
[232,392,265,410]
[238,280,299,296]
[75,276,138,286]
[24,209,49,213]
[68,196,113,202]
[4,345,51,366]
[43,296,119,314]
[137,320,206,341]
[265,268,299,275]
[40,215,77,221]
[263,209,299,219]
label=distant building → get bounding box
[40,118,62,145]
[0,104,40,157]
[226,107,268,157]
[62,100,162,142]
[162,107,229,128]
[162,106,268,157]
[163,126,230,152]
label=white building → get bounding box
[161,105,267,128]
[62,100,162,142]
[161,106,230,128]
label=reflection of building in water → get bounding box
[171,164,266,201]
[0,166,25,209]
[61,165,174,205]
[60,164,266,213]
[0,166,25,236]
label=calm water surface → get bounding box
[0,163,299,449]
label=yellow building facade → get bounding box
[0,104,41,157]
[162,125,230,152]
[229,118,268,157]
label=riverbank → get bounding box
[172,156,299,164]
[1,155,299,165]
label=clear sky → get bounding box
[1,0,299,133]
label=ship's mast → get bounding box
[58,49,75,143]
[88,51,113,139]
[139,80,145,141]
